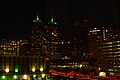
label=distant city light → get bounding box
[80,64,82,68]
[99,72,106,77]
[45,57,49,61]
[90,30,100,32]
[94,28,97,29]
[98,68,101,70]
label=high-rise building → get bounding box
[88,27,102,56]
[88,26,120,74]
[98,31,120,74]
[71,19,89,60]
[31,14,46,56]
[44,17,60,59]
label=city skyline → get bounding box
[0,1,120,79]
[0,0,119,39]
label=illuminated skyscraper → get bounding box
[44,17,60,60]
[88,26,120,74]
[31,14,46,56]
[97,29,120,74]
[31,14,49,77]
[88,27,102,56]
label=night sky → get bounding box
[0,0,119,39]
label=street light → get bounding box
[5,68,9,73]
[13,75,17,79]
[33,74,36,78]
[41,74,45,78]
[23,74,27,79]
[40,67,44,72]
[32,67,36,72]
[2,75,6,79]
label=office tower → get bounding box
[71,19,89,60]
[44,17,60,59]
[31,14,46,56]
[88,26,120,74]
[46,0,70,40]
[88,27,102,56]
[97,28,120,74]
[87,27,108,74]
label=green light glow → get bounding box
[51,17,54,23]
[33,15,42,22]
[48,17,57,25]
[15,68,19,72]
[2,75,5,79]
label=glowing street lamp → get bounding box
[33,74,36,78]
[32,67,36,72]
[2,75,6,79]
[5,68,9,73]
[40,67,44,72]
[42,74,45,78]
[23,74,27,79]
[13,75,17,79]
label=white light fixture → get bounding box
[40,67,44,72]
[5,68,9,73]
[32,67,35,72]
[23,74,27,79]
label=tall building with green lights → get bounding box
[31,14,47,56]
[44,17,60,60]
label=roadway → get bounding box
[49,69,117,80]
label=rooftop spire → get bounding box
[48,16,57,25]
[33,12,42,23]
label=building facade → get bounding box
[0,39,20,56]
[88,26,120,74]
[31,14,46,56]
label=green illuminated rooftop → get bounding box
[48,17,57,25]
[33,14,42,23]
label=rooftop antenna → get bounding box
[36,11,39,20]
